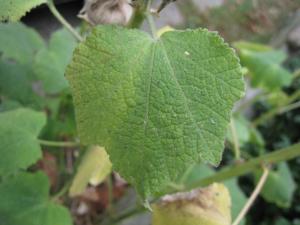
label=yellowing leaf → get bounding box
[152,183,231,225]
[69,146,112,197]
[157,26,174,37]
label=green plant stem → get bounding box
[253,90,300,127]
[229,119,241,160]
[232,166,269,225]
[39,139,80,148]
[128,0,150,28]
[279,101,300,114]
[47,0,83,42]
[51,180,72,201]
[146,13,158,39]
[128,7,146,28]
[187,142,300,190]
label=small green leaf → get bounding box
[0,23,45,64]
[0,0,47,22]
[0,172,72,225]
[34,29,77,94]
[255,162,296,208]
[67,26,244,197]
[69,146,112,197]
[0,108,46,176]
[235,41,293,91]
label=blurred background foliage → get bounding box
[0,0,300,225]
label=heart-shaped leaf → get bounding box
[67,26,244,197]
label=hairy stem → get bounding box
[232,166,270,225]
[39,139,80,148]
[187,142,300,190]
[128,0,150,28]
[47,0,83,42]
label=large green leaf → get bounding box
[67,26,244,197]
[0,23,45,64]
[235,41,293,91]
[0,0,46,22]
[255,162,296,208]
[34,29,77,94]
[0,108,46,176]
[0,172,72,225]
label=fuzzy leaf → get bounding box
[0,0,46,22]
[0,172,72,225]
[0,108,46,176]
[67,26,244,197]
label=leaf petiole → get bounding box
[232,166,270,225]
[46,0,83,42]
[38,139,80,148]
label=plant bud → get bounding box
[78,0,133,26]
[152,183,231,225]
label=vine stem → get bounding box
[46,0,83,42]
[232,166,270,225]
[39,139,80,148]
[229,119,241,160]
